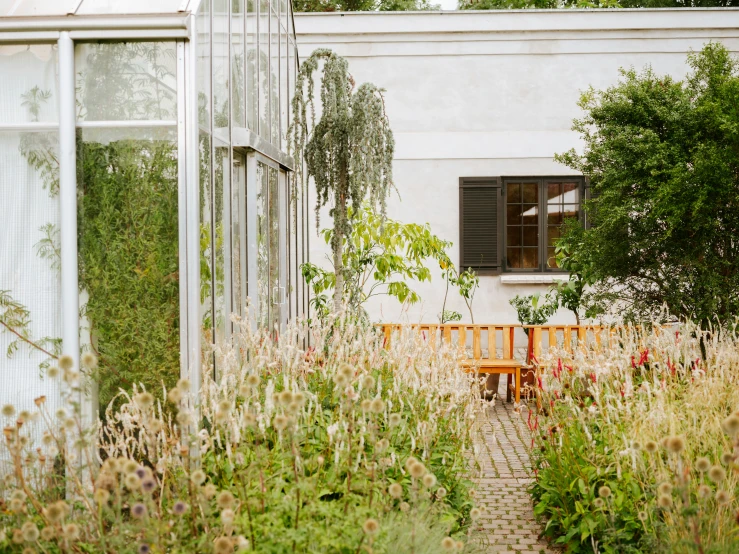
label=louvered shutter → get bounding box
[459,178,502,273]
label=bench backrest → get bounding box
[379,324,519,362]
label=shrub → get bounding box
[530,323,739,553]
[0,316,482,553]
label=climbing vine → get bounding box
[289,49,395,313]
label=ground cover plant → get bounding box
[530,323,739,553]
[0,316,483,553]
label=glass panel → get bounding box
[1,0,78,16]
[0,130,62,444]
[547,225,560,246]
[523,226,538,247]
[76,42,177,121]
[214,144,230,348]
[506,183,520,203]
[547,247,558,269]
[522,182,538,203]
[563,204,579,220]
[269,166,280,328]
[258,0,270,140]
[506,248,520,269]
[246,0,258,131]
[522,248,538,269]
[547,211,562,225]
[507,226,520,247]
[77,127,179,408]
[233,155,247,318]
[270,9,280,146]
[256,162,269,327]
[547,182,561,201]
[76,0,184,14]
[213,0,230,138]
[280,25,289,149]
[506,204,522,226]
[522,204,538,225]
[232,0,246,129]
[0,45,58,124]
[289,39,296,143]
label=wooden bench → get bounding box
[379,324,525,404]
[524,325,608,363]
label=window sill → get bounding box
[500,274,569,285]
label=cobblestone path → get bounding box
[469,380,557,554]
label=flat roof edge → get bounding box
[0,13,190,33]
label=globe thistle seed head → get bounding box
[709,465,726,483]
[273,414,288,431]
[598,486,611,499]
[81,352,98,370]
[657,495,672,508]
[58,355,74,371]
[422,473,437,488]
[436,487,448,499]
[362,518,379,535]
[44,501,68,523]
[716,490,731,505]
[168,387,183,404]
[221,508,235,524]
[124,473,142,491]
[695,457,711,473]
[404,456,418,471]
[469,507,482,520]
[214,537,233,554]
[190,469,206,485]
[441,537,456,551]
[217,490,235,510]
[698,484,712,499]
[203,483,218,499]
[388,483,403,499]
[630,440,641,451]
[399,501,410,512]
[141,478,157,494]
[389,413,402,427]
[61,523,79,540]
[644,440,658,454]
[246,374,260,387]
[2,404,16,418]
[409,462,426,479]
[666,436,685,454]
[131,503,147,519]
[370,397,385,414]
[123,460,139,474]
[278,391,293,406]
[721,414,739,436]
[47,366,60,379]
[637,511,648,521]
[94,488,110,505]
[722,452,735,465]
[135,467,147,479]
[138,544,150,554]
[218,399,232,414]
[177,378,191,392]
[657,482,673,496]
[593,498,605,509]
[21,522,39,543]
[40,527,55,541]
[134,392,154,410]
[173,501,188,515]
[362,375,375,390]
[360,399,371,411]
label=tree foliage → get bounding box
[293,0,439,12]
[290,49,395,314]
[557,43,739,324]
[458,0,733,10]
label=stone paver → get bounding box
[469,379,557,554]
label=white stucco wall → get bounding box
[294,9,739,326]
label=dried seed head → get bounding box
[177,378,191,392]
[388,483,403,499]
[698,484,712,499]
[138,544,151,554]
[168,387,183,404]
[721,414,739,436]
[203,483,218,499]
[389,413,403,427]
[340,364,354,378]
[469,507,482,520]
[695,457,711,473]
[422,473,437,488]
[598,486,611,499]
[142,478,157,494]
[221,508,235,524]
[360,399,371,411]
[362,518,379,535]
[362,375,375,390]
[246,374,260,387]
[218,399,232,414]
[436,487,448,499]
[399,501,410,512]
[125,473,142,491]
[62,523,79,540]
[214,537,233,554]
[666,436,685,454]
[81,352,98,370]
[404,456,419,471]
[2,404,15,418]
[709,465,726,483]
[273,414,288,431]
[134,392,155,410]
[94,488,110,505]
[644,440,658,453]
[58,355,74,371]
[658,482,673,496]
[242,412,257,427]
[278,391,293,406]
[375,438,389,452]
[657,495,672,508]
[190,469,206,485]
[173,501,188,515]
[176,411,193,427]
[44,501,68,523]
[21,522,39,542]
[131,503,147,519]
[716,490,731,505]
[47,366,60,379]
[638,511,648,521]
[630,440,641,451]
[409,462,426,479]
[40,527,55,541]
[441,537,456,551]
[370,397,385,414]
[217,490,235,509]
[593,498,605,509]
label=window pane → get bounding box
[269,166,280,329]
[547,182,561,201]
[563,204,579,220]
[246,0,258,131]
[522,182,538,203]
[257,162,269,327]
[280,25,289,149]
[522,248,538,269]
[506,183,520,203]
[506,248,521,269]
[258,0,270,140]
[547,210,562,225]
[0,45,58,123]
[214,144,230,349]
[522,204,538,225]
[507,204,522,226]
[76,42,177,121]
[507,226,521,247]
[77,127,179,408]
[0,130,62,438]
[547,247,558,269]
[232,0,246,128]
[232,156,246,319]
[213,0,229,137]
[270,9,280,146]
[547,225,560,246]
[523,226,538,247]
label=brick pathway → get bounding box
[469,380,557,554]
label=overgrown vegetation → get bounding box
[530,323,739,553]
[0,316,484,553]
[556,43,739,325]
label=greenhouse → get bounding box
[0,0,306,415]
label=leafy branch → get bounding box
[0,289,61,362]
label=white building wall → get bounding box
[294,9,739,325]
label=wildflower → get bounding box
[470,507,482,520]
[141,478,157,494]
[44,501,68,523]
[716,490,731,505]
[61,523,79,540]
[34,396,46,407]
[469,489,476,498]
[278,391,293,406]
[722,452,735,465]
[363,375,375,390]
[593,498,605,509]
[399,501,410,512]
[131,503,147,519]
[134,392,154,410]
[361,399,371,411]
[645,440,658,453]
[246,374,260,387]
[58,355,74,371]
[370,397,385,414]
[40,527,55,540]
[455,541,464,550]
[238,384,250,396]
[637,511,647,521]
[389,413,402,427]
[138,544,150,554]
[721,414,739,436]
[334,373,349,387]
[441,537,456,551]
[695,457,711,473]
[316,455,325,465]
[214,537,233,554]
[204,483,218,499]
[362,518,379,535]
[55,408,66,420]
[598,486,611,499]
[177,378,191,392]
[657,482,673,496]
[125,473,142,490]
[657,495,672,508]
[294,392,306,406]
[221,509,235,524]
[123,460,139,474]
[436,487,448,499]
[409,462,426,479]
[191,469,206,485]
[47,366,60,378]
[698,485,712,498]
[666,436,685,454]
[81,352,98,369]
[217,490,235,509]
[388,483,403,499]
[340,364,354,378]
[9,498,24,513]
[173,501,188,515]
[63,370,80,384]
[2,404,15,417]
[630,440,641,451]
[422,473,437,488]
[94,488,110,505]
[273,414,288,431]
[21,522,39,542]
[709,465,726,483]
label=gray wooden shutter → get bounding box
[459,178,502,273]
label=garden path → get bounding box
[470,381,557,554]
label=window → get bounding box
[459,176,584,273]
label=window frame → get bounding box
[501,176,585,273]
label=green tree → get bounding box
[293,0,439,12]
[290,49,395,314]
[458,0,732,10]
[556,43,739,325]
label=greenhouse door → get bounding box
[247,153,288,332]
